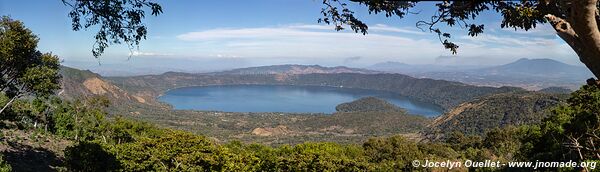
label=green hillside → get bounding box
[297,97,427,137]
[335,97,404,112]
[425,91,567,139]
[539,86,572,94]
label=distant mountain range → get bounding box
[483,58,587,76]
[368,61,482,74]
[68,58,591,90]
[369,58,594,90]
[211,64,380,75]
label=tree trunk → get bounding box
[546,0,600,79]
[0,95,18,115]
[574,45,600,79]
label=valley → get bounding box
[58,64,568,145]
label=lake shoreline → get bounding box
[158,84,444,117]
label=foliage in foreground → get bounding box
[0,16,61,115]
[0,155,11,172]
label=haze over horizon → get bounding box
[1,0,583,75]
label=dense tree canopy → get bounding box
[538,79,600,160]
[61,0,162,58]
[0,16,61,115]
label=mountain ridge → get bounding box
[210,64,381,75]
[58,66,156,106]
[481,58,588,76]
[369,58,593,90]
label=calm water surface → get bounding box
[158,85,443,117]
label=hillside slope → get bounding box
[59,66,154,106]
[295,98,427,136]
[245,97,429,143]
[424,91,567,140]
[335,97,404,112]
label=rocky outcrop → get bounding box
[59,66,152,105]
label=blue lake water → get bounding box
[158,85,443,117]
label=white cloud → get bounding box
[172,24,579,66]
[128,51,173,57]
[177,24,426,41]
[369,24,427,35]
[459,34,557,47]
[286,24,333,30]
[175,24,445,62]
[209,54,242,58]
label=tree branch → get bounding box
[0,94,19,115]
[545,14,580,51]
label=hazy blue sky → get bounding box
[0,0,581,75]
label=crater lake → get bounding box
[158,85,443,117]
